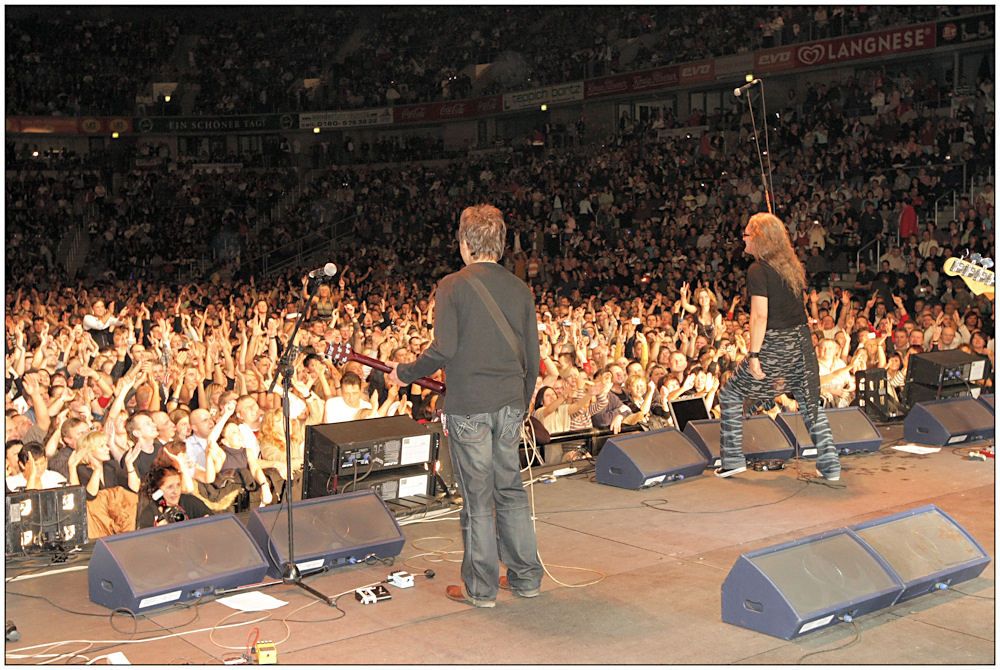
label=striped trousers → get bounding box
[719,323,840,478]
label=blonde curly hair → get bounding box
[746,212,807,296]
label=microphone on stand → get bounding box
[734,79,762,97]
[308,263,338,279]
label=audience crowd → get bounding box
[6,6,988,117]
[4,10,994,543]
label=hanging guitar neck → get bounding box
[324,342,446,394]
[944,253,995,299]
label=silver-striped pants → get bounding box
[719,323,840,478]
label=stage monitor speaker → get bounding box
[906,350,988,387]
[721,528,902,640]
[977,393,994,413]
[683,416,794,469]
[775,407,882,458]
[5,485,87,556]
[246,489,405,578]
[595,428,708,490]
[902,396,995,446]
[88,513,269,612]
[850,505,991,604]
[903,380,973,406]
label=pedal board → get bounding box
[355,584,392,604]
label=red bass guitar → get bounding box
[325,342,446,394]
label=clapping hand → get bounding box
[67,447,86,471]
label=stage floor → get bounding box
[4,422,995,665]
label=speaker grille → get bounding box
[103,516,265,594]
[252,491,404,566]
[613,431,703,472]
[923,400,994,433]
[749,533,898,616]
[854,509,988,583]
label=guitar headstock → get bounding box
[325,341,353,363]
[944,255,996,297]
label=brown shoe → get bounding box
[499,575,540,598]
[445,584,495,608]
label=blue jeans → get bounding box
[446,406,543,601]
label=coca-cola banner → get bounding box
[754,23,937,73]
[299,108,393,130]
[393,95,504,124]
[503,82,584,112]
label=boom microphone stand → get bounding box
[264,273,335,605]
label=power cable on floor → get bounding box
[795,619,861,663]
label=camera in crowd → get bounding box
[151,489,188,524]
[156,505,188,524]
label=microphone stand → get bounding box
[264,274,336,605]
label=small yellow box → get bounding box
[254,641,277,665]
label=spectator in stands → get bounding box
[136,465,213,529]
[323,371,372,423]
[66,430,137,538]
[8,443,66,491]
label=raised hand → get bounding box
[124,445,141,471]
[67,447,86,470]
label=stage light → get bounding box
[314,127,321,134]
[541,104,547,111]
[111,132,119,139]
[6,487,88,555]
[745,73,755,83]
[164,95,171,103]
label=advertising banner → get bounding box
[754,23,938,73]
[393,95,504,124]
[7,117,83,134]
[584,66,687,99]
[299,108,392,130]
[135,114,298,134]
[503,82,584,112]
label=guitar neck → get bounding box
[944,257,996,297]
[345,351,447,395]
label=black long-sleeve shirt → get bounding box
[396,261,539,415]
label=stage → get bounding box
[4,421,995,665]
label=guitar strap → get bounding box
[463,271,526,378]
